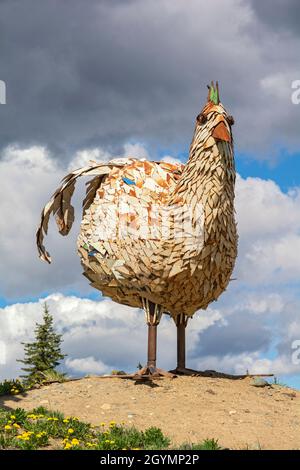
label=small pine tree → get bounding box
[18,303,66,384]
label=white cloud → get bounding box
[1,144,300,382]
[235,175,300,285]
[123,143,149,159]
[0,293,217,381]
[65,357,110,375]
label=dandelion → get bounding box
[10,415,16,420]
[86,442,96,447]
[104,439,110,443]
[68,428,74,434]
[4,425,11,430]
[13,423,20,429]
[71,438,80,446]
[64,442,72,450]
[63,419,69,423]
[109,421,116,427]
[100,422,106,427]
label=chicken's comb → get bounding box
[207,81,220,105]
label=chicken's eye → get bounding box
[226,115,235,126]
[197,113,207,125]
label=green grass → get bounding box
[179,438,221,450]
[272,376,289,387]
[0,379,27,396]
[0,406,221,450]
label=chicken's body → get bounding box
[37,83,238,375]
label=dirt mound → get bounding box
[1,376,299,449]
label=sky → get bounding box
[0,0,300,388]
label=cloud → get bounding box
[235,175,300,285]
[0,143,156,300]
[0,290,299,381]
[65,357,110,375]
[0,0,300,160]
[0,293,214,380]
[1,143,300,380]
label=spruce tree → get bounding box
[18,303,66,384]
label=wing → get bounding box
[36,159,135,264]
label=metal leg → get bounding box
[177,320,186,370]
[134,299,176,379]
[170,314,199,375]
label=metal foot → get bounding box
[133,366,176,380]
[169,367,200,376]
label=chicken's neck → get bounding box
[168,131,236,240]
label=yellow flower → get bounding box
[109,421,116,427]
[132,448,140,450]
[13,423,20,429]
[110,440,115,444]
[100,422,106,427]
[105,439,110,443]
[64,443,72,449]
[10,415,16,420]
[63,419,69,423]
[4,425,11,430]
[68,428,74,434]
[7,420,12,424]
[71,438,80,446]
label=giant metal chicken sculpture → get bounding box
[37,82,238,377]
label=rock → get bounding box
[251,377,270,388]
[101,403,111,410]
[229,410,237,415]
[282,392,297,399]
[39,400,49,404]
[206,389,216,395]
